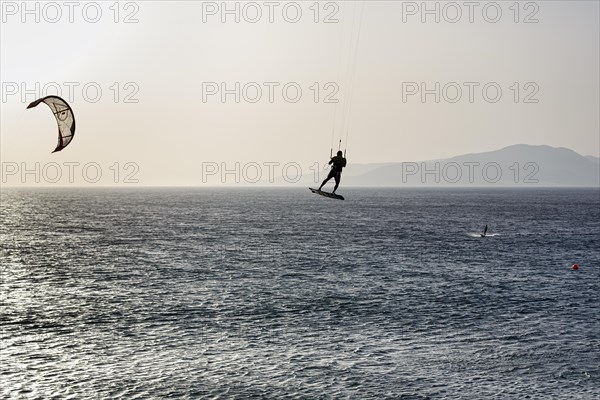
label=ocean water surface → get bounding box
[1,188,599,398]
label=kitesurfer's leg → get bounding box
[319,170,335,190]
[332,172,341,193]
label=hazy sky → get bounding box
[1,1,598,185]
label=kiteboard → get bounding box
[309,187,344,201]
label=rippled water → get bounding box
[1,188,599,398]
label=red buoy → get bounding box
[572,264,579,270]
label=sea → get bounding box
[1,188,599,399]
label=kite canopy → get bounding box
[27,95,75,153]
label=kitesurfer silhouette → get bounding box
[481,225,488,237]
[318,150,347,194]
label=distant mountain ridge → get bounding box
[586,155,599,165]
[268,144,600,187]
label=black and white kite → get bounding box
[27,95,76,153]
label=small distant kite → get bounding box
[27,95,76,153]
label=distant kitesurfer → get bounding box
[481,225,488,237]
[318,150,347,194]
